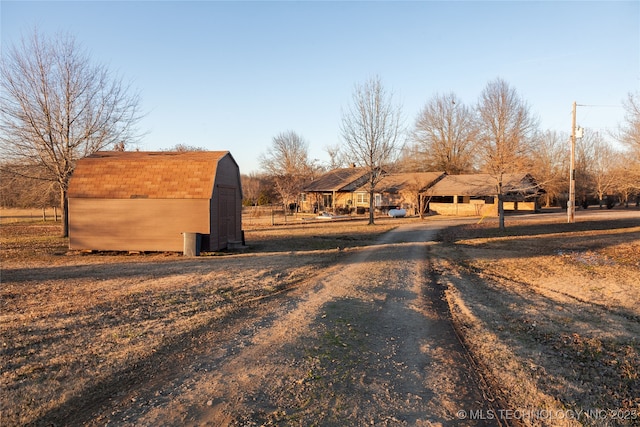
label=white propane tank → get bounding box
[388,209,406,218]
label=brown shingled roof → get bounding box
[68,151,229,199]
[303,167,370,192]
[361,172,446,193]
[424,173,541,197]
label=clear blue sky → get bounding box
[2,1,639,174]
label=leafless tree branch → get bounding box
[0,29,143,236]
[413,92,478,174]
[476,78,539,229]
[340,76,405,224]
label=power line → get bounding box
[575,103,623,108]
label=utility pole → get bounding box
[568,101,576,223]
[568,102,584,224]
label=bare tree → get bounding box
[589,133,623,208]
[575,130,596,206]
[612,163,640,207]
[618,92,640,157]
[167,144,206,152]
[0,30,142,236]
[259,130,312,217]
[393,143,421,172]
[324,143,349,170]
[476,78,538,229]
[413,92,478,174]
[617,93,640,205]
[530,130,568,207]
[0,162,58,210]
[340,76,404,224]
[241,172,262,206]
[405,173,438,219]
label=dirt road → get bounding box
[8,210,638,426]
[37,221,501,426]
[21,221,504,426]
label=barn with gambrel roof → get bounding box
[67,151,243,253]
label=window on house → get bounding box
[356,193,369,204]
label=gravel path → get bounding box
[84,221,500,426]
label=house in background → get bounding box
[301,167,446,215]
[67,151,243,253]
[300,166,372,214]
[424,173,545,216]
[301,168,544,217]
[357,172,446,214]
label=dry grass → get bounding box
[434,214,640,426]
[0,215,395,425]
[2,209,639,426]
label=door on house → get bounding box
[322,193,332,210]
[218,186,236,248]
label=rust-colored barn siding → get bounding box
[69,199,210,252]
[68,151,242,252]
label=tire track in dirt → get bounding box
[30,283,304,426]
[40,221,501,426]
[135,221,500,426]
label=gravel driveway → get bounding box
[65,221,501,426]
